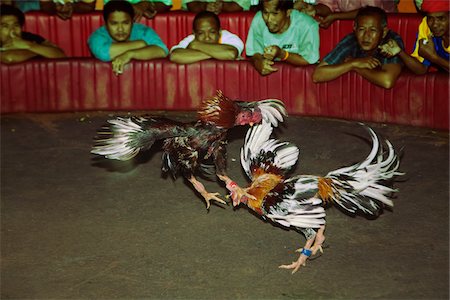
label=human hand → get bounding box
[55,2,73,20]
[351,56,381,69]
[187,39,203,50]
[2,31,31,50]
[418,37,437,61]
[132,2,155,22]
[263,45,282,61]
[319,14,335,28]
[111,52,132,75]
[379,39,402,57]
[293,0,316,17]
[206,0,223,14]
[255,56,278,75]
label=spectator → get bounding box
[88,0,168,75]
[379,0,449,74]
[170,11,244,64]
[312,6,403,89]
[183,0,252,14]
[103,0,172,21]
[294,0,399,28]
[39,0,96,20]
[0,4,66,64]
[246,0,320,76]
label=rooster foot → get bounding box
[229,186,256,207]
[279,248,312,274]
[203,192,227,210]
[311,225,326,256]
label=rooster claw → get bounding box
[203,192,227,210]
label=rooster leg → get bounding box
[188,176,227,210]
[279,237,315,274]
[217,174,256,206]
[310,225,326,255]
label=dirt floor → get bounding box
[1,112,449,299]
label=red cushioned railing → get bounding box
[23,12,423,58]
[2,59,448,130]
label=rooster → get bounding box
[233,123,403,273]
[91,90,287,210]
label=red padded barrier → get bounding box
[23,12,422,58]
[2,59,448,130]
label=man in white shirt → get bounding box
[170,11,244,64]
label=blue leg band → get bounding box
[301,248,312,257]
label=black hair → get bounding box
[103,0,135,22]
[355,6,387,28]
[0,4,25,27]
[193,11,221,31]
[257,0,293,12]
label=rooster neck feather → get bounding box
[247,172,283,213]
[198,90,238,129]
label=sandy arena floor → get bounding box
[1,112,449,299]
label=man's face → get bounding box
[261,0,290,34]
[354,14,386,52]
[106,11,132,42]
[0,15,22,46]
[194,17,220,43]
[426,12,449,38]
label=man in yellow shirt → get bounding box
[380,0,449,74]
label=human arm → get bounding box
[320,9,358,29]
[1,36,65,64]
[72,0,96,13]
[111,45,167,75]
[170,48,212,64]
[418,38,449,73]
[312,57,382,83]
[263,45,311,66]
[379,39,428,75]
[249,53,278,75]
[354,62,403,89]
[188,39,239,60]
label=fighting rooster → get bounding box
[233,123,403,273]
[91,91,287,210]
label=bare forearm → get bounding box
[222,1,244,12]
[330,9,358,21]
[1,50,37,64]
[29,43,65,58]
[186,1,207,12]
[312,62,353,82]
[193,43,238,60]
[110,40,147,60]
[398,50,427,74]
[128,45,167,61]
[429,55,449,72]
[170,49,211,64]
[283,51,311,66]
[355,66,401,89]
[72,1,96,13]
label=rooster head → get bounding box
[198,90,288,128]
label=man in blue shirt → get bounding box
[313,6,404,89]
[245,0,320,76]
[88,0,168,75]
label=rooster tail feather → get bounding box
[324,125,403,216]
[92,117,169,161]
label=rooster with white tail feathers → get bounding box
[91,90,287,210]
[232,122,403,273]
